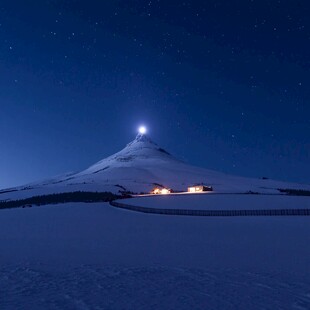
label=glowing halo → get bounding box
[138,126,147,134]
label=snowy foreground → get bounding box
[1,195,310,309]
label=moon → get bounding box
[138,126,147,134]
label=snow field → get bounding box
[1,265,310,310]
[0,194,310,309]
[124,193,310,210]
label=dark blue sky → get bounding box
[1,0,309,188]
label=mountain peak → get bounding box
[126,133,158,147]
[83,133,173,174]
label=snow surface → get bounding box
[1,198,310,309]
[1,134,310,201]
[2,265,310,310]
[124,193,310,210]
[1,134,310,308]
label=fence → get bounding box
[110,200,310,217]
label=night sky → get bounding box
[1,0,309,188]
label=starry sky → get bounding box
[1,0,309,188]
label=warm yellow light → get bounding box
[152,188,160,194]
[161,188,170,194]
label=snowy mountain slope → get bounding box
[1,133,309,200]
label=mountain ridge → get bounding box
[1,134,310,200]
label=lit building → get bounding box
[150,187,171,195]
[161,188,170,194]
[188,185,213,193]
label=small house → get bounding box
[150,187,171,195]
[188,185,213,193]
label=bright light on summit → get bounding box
[138,126,147,134]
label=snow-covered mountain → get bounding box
[1,134,310,310]
[1,133,309,200]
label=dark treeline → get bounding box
[278,189,310,196]
[0,191,123,210]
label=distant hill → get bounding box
[1,133,309,200]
